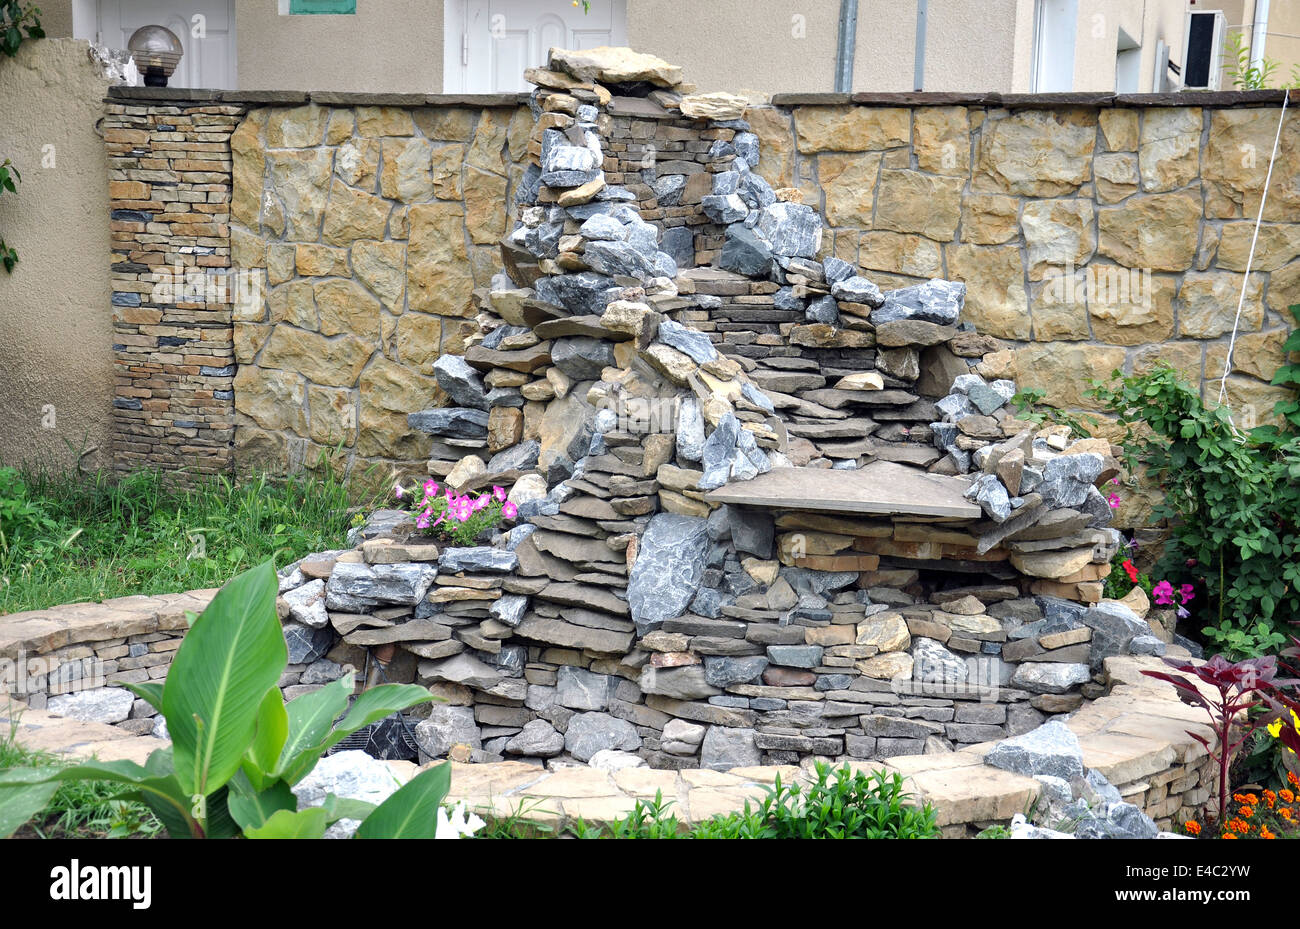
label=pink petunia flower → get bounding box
[1152,580,1175,606]
[493,485,506,502]
[1107,493,1121,509]
[416,513,430,530]
[1179,584,1195,604]
[394,482,404,499]
[501,501,518,520]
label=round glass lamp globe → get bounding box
[127,25,184,87]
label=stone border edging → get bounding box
[2,588,1217,837]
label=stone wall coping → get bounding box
[770,89,1297,109]
[104,86,529,107]
[0,590,215,660]
[104,86,1296,111]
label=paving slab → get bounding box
[705,464,981,518]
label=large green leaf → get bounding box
[0,754,200,838]
[275,675,354,785]
[226,770,297,832]
[281,682,433,786]
[244,687,289,791]
[355,763,452,839]
[119,681,165,713]
[163,561,287,802]
[320,684,435,753]
[321,793,377,825]
[0,776,59,838]
[243,806,330,839]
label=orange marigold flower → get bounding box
[1233,793,1248,802]
[1281,789,1295,803]
[1247,793,1259,805]
[1280,808,1294,821]
[1223,832,1238,839]
[1261,827,1276,839]
[1238,805,1254,818]
[1288,771,1298,788]
[1184,821,1201,835]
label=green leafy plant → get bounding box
[529,763,940,840]
[1090,364,1300,658]
[0,561,454,839]
[1262,304,1300,434]
[1008,387,1096,439]
[1224,30,1280,90]
[0,2,42,57]
[0,157,20,273]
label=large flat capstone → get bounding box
[703,463,981,519]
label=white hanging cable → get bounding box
[1217,89,1290,429]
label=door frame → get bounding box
[443,0,628,93]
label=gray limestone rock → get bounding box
[433,355,488,410]
[984,719,1085,781]
[564,712,641,761]
[627,513,711,635]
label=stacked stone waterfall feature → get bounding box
[267,48,1198,772]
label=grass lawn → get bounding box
[0,462,372,616]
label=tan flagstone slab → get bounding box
[705,464,981,518]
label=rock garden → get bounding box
[3,47,1299,842]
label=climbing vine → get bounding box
[0,2,43,273]
[1,2,43,58]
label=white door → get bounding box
[446,0,628,93]
[95,0,236,90]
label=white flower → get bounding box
[436,801,486,839]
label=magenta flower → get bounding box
[1152,580,1175,606]
[1106,493,1120,509]
[1179,584,1195,604]
[394,482,404,499]
[493,485,506,502]
[473,495,488,512]
[423,479,437,497]
[501,501,518,520]
[416,513,430,530]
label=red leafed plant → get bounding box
[1142,655,1278,830]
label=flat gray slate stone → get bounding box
[703,463,981,519]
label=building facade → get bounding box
[38,0,1204,96]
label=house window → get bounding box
[289,0,356,14]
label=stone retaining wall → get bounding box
[0,626,1217,835]
[103,87,1298,496]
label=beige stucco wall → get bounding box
[922,0,1018,92]
[0,39,114,473]
[235,0,444,93]
[627,0,841,95]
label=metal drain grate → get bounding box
[327,713,420,762]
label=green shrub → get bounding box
[1089,363,1300,658]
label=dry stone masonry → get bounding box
[105,101,245,479]
[239,49,1202,778]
